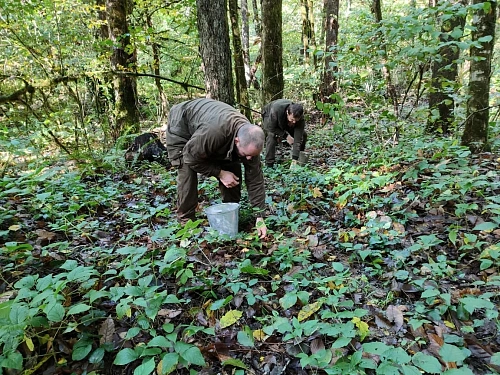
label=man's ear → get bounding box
[234,137,240,145]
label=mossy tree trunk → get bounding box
[426,1,467,135]
[229,0,251,119]
[462,0,497,153]
[106,0,139,140]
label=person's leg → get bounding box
[176,158,198,221]
[265,132,278,167]
[300,130,307,151]
[219,161,242,202]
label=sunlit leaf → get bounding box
[219,310,243,328]
[298,301,322,321]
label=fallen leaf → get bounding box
[386,305,405,332]
[99,316,115,345]
[298,301,323,321]
[219,310,242,328]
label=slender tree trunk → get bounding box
[426,1,466,135]
[462,0,496,153]
[196,0,235,105]
[261,0,284,104]
[241,0,251,85]
[229,0,251,119]
[319,0,339,101]
[106,0,139,140]
[248,0,262,90]
[371,0,399,117]
[301,0,311,64]
[146,13,168,122]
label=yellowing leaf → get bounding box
[25,337,35,351]
[352,317,369,341]
[253,329,268,341]
[298,301,323,322]
[8,225,21,231]
[444,320,456,329]
[312,187,323,198]
[219,310,243,328]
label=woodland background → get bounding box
[1,0,500,374]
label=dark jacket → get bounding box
[166,98,266,211]
[262,99,306,160]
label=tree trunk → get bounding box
[196,0,235,105]
[261,0,283,105]
[106,0,139,140]
[371,0,399,117]
[462,0,496,153]
[319,0,339,101]
[426,1,467,135]
[228,0,251,119]
[241,0,251,85]
[252,0,261,36]
[146,13,169,122]
[248,0,262,90]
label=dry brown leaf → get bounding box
[310,338,325,354]
[35,229,56,241]
[99,316,115,345]
[386,305,406,332]
[157,309,183,318]
[307,234,319,247]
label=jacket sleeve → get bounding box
[263,106,286,137]
[182,131,225,177]
[291,119,306,160]
[243,156,266,214]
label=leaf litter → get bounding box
[0,121,500,374]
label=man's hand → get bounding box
[219,170,240,188]
[286,135,294,145]
[255,217,267,239]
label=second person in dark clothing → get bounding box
[166,98,267,239]
[261,99,307,168]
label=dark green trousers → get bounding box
[176,158,242,221]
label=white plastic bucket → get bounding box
[205,203,240,237]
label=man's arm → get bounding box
[291,119,306,160]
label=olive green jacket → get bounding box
[262,99,306,160]
[166,98,266,211]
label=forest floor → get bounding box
[1,115,500,375]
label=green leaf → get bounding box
[472,221,497,231]
[362,342,392,355]
[159,352,179,375]
[222,358,248,369]
[442,368,474,375]
[401,364,423,375]
[0,350,23,370]
[72,339,93,361]
[491,352,500,366]
[125,327,142,340]
[383,347,411,364]
[412,352,442,373]
[237,328,255,347]
[67,303,91,315]
[88,289,110,303]
[210,296,233,311]
[148,336,172,348]
[9,303,29,324]
[44,301,65,322]
[114,348,139,365]
[175,342,206,366]
[133,357,155,375]
[89,347,105,364]
[439,343,470,363]
[332,336,352,348]
[279,293,298,309]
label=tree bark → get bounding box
[261,0,283,105]
[106,0,139,140]
[426,1,467,135]
[241,0,251,85]
[319,0,339,101]
[228,0,251,119]
[371,0,399,117]
[146,13,169,122]
[462,0,497,153]
[196,0,235,105]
